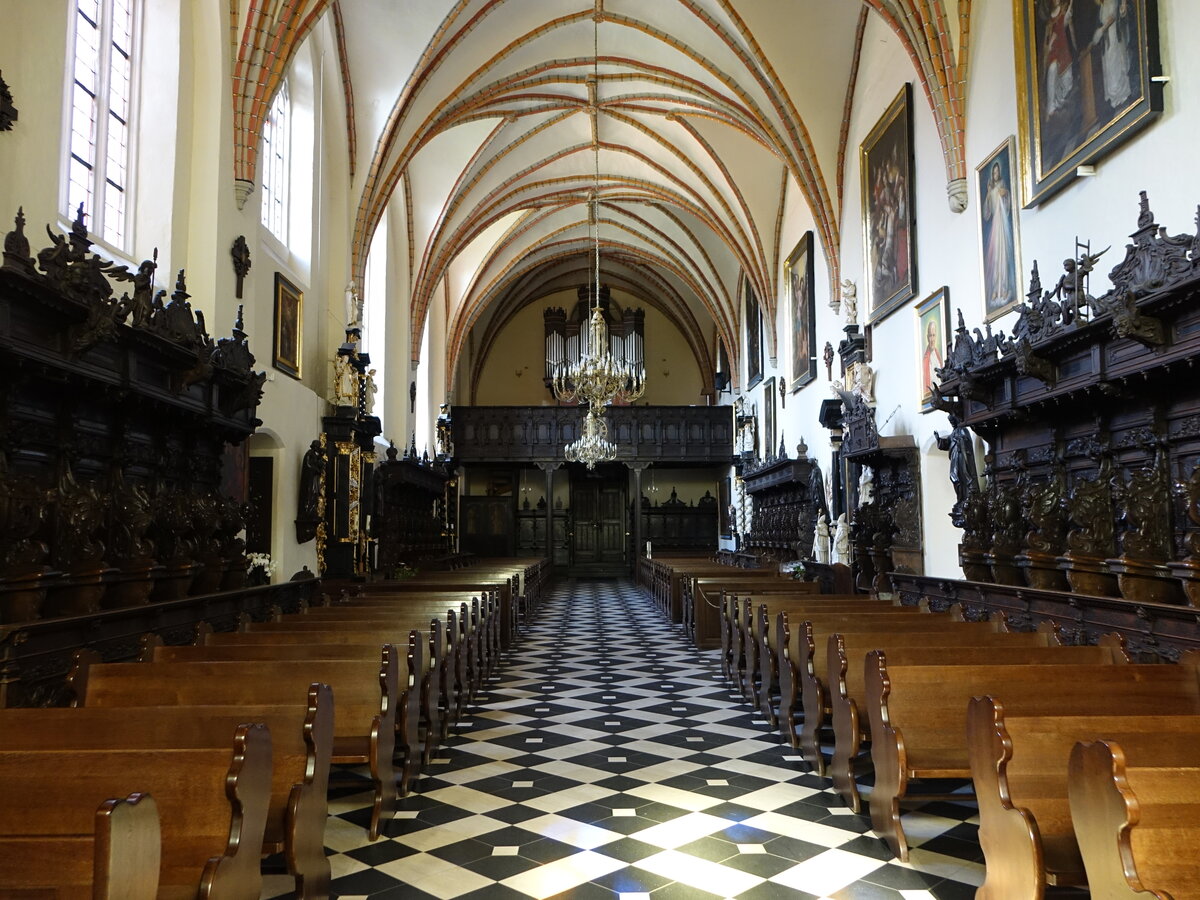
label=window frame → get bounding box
[260,80,292,245]
[60,0,142,254]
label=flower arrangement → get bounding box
[780,560,807,580]
[246,552,273,585]
[390,563,418,580]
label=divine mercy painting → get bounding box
[977,138,1022,321]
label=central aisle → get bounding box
[273,579,984,899]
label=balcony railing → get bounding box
[451,405,733,464]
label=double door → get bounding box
[570,470,628,575]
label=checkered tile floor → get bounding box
[262,578,983,899]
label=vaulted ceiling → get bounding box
[232,0,972,389]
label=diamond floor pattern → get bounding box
[262,578,983,899]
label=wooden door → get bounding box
[570,466,628,575]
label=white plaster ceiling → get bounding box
[337,0,863,383]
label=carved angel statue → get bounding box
[814,513,831,564]
[363,368,378,414]
[833,513,850,564]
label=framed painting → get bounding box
[786,231,817,392]
[763,377,776,457]
[915,286,950,413]
[273,272,302,379]
[744,278,763,389]
[862,83,918,325]
[977,138,1023,321]
[1014,0,1163,206]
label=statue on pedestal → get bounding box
[833,513,850,564]
[814,514,831,564]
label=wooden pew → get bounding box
[792,620,1056,771]
[740,594,909,720]
[0,792,159,900]
[350,578,513,649]
[969,696,1200,898]
[1069,737,1200,900]
[0,723,272,899]
[72,649,403,840]
[688,571,803,649]
[0,692,332,899]
[241,610,457,757]
[865,654,1200,861]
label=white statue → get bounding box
[841,279,858,324]
[814,513,830,564]
[333,354,359,407]
[344,281,363,329]
[833,513,850,564]
[850,361,876,403]
[858,465,875,507]
[363,368,378,414]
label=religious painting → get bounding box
[1014,0,1163,206]
[861,83,917,325]
[977,137,1023,322]
[273,272,302,379]
[744,279,763,389]
[786,231,817,392]
[915,286,950,413]
[763,378,776,458]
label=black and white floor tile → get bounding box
[262,579,983,899]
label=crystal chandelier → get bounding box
[551,13,645,412]
[564,403,617,470]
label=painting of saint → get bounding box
[861,84,917,325]
[786,231,816,392]
[915,287,949,413]
[976,138,1022,321]
[1015,0,1162,204]
[744,280,763,389]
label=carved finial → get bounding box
[233,304,246,338]
[2,206,34,273]
[173,269,189,301]
[68,203,91,252]
[796,435,808,458]
[386,440,398,461]
[1137,190,1153,230]
[778,434,786,458]
[956,308,967,332]
[1027,260,1042,300]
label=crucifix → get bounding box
[231,235,251,299]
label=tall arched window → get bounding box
[260,82,291,242]
[65,0,140,248]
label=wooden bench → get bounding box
[792,619,1055,771]
[236,613,448,766]
[71,649,403,841]
[968,689,1200,898]
[0,722,272,899]
[739,594,908,721]
[353,577,515,647]
[0,791,159,899]
[688,572,805,649]
[1070,736,1200,900]
[0,693,332,899]
[864,653,1200,861]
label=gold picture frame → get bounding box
[785,231,816,392]
[862,83,918,325]
[1013,0,1163,206]
[915,286,950,414]
[273,272,302,379]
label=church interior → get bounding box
[3,0,1200,897]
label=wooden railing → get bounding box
[451,405,733,463]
